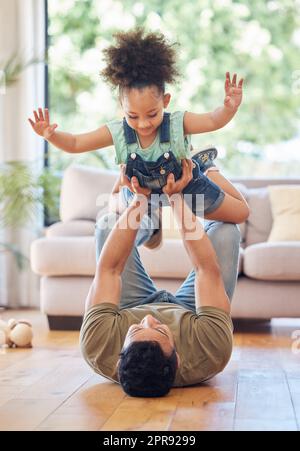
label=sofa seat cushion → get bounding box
[243,242,300,281]
[31,237,193,279]
[46,220,95,238]
[31,235,244,280]
[140,239,192,278]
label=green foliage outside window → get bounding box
[48,0,300,177]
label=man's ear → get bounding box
[163,93,171,108]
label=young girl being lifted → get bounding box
[29,27,249,247]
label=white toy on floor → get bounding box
[0,318,33,348]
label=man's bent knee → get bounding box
[224,223,241,245]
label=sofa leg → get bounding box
[47,315,83,331]
[233,318,271,333]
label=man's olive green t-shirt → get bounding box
[80,302,233,387]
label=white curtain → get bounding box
[0,0,46,307]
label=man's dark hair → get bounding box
[118,341,178,397]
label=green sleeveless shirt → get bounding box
[106,111,192,165]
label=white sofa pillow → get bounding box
[245,187,273,246]
[268,185,300,241]
[60,165,118,222]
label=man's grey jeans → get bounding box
[95,211,241,312]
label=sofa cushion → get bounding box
[267,185,300,242]
[31,236,96,276]
[243,242,300,281]
[46,220,95,238]
[31,234,244,281]
[60,165,118,222]
[140,240,192,278]
[31,236,193,279]
[162,211,247,246]
[245,187,273,246]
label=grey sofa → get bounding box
[30,164,300,329]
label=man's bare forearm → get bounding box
[170,193,230,312]
[98,194,148,274]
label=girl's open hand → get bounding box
[224,72,244,110]
[28,108,58,139]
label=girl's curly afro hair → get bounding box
[100,27,181,97]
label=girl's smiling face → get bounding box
[120,85,171,136]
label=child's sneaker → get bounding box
[191,146,218,164]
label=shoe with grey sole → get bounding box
[192,147,218,164]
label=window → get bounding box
[46,0,300,182]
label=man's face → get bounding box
[120,85,171,137]
[122,314,180,365]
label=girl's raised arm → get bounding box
[28,107,113,153]
[183,72,244,135]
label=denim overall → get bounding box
[122,112,225,218]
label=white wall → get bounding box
[0,0,45,161]
[0,0,46,307]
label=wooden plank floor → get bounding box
[0,309,299,431]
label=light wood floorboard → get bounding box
[0,310,299,431]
